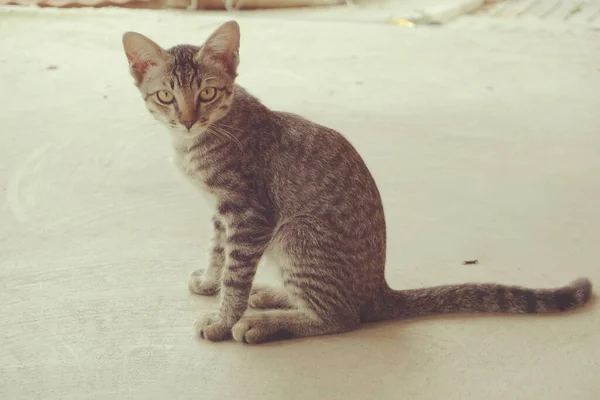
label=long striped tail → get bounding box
[381,278,593,320]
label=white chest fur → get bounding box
[171,135,218,211]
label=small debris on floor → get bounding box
[46,65,58,70]
[388,18,415,27]
[462,260,479,265]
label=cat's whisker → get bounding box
[206,126,230,143]
[209,125,243,151]
[215,122,243,133]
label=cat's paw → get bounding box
[232,315,289,344]
[248,288,275,309]
[231,317,258,343]
[248,285,293,309]
[188,268,219,296]
[194,312,232,342]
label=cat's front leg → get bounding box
[195,206,271,341]
[189,216,225,296]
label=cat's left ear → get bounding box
[122,32,168,85]
[196,21,240,78]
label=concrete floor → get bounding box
[1,6,599,400]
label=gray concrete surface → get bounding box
[1,6,599,400]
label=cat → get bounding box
[122,21,593,344]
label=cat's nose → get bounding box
[181,120,196,131]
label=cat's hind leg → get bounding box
[233,276,360,343]
[232,218,361,344]
[231,308,358,344]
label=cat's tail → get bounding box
[379,278,593,320]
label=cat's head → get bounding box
[122,21,240,137]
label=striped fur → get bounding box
[123,21,594,344]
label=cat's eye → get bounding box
[156,90,175,105]
[199,87,217,102]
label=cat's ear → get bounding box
[196,21,240,77]
[122,32,168,84]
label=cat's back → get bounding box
[269,109,384,220]
[234,86,383,225]
[273,110,361,163]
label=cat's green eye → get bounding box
[199,87,217,102]
[156,90,175,105]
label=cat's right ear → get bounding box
[122,32,167,85]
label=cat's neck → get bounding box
[218,84,271,128]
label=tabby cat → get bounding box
[122,21,593,344]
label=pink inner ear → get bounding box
[206,47,237,76]
[217,53,236,75]
[126,51,157,82]
[132,60,157,78]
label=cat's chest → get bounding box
[172,150,218,210]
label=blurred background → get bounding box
[0,0,598,28]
